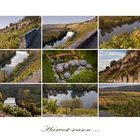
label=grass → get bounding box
[44,108,97,117]
[43,54,57,83]
[100,29,140,49]
[99,16,140,30]
[60,20,97,49]
[99,91,140,116]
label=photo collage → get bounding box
[0,16,140,117]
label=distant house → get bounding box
[4,98,16,106]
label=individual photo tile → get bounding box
[43,84,98,117]
[43,16,98,49]
[99,16,140,49]
[99,84,140,117]
[43,50,97,83]
[99,50,140,83]
[0,16,41,49]
[0,84,41,117]
[0,50,41,83]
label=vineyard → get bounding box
[99,90,140,117]
[43,50,97,83]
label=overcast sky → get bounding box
[99,50,127,71]
[0,16,24,29]
[43,16,95,24]
[99,84,136,88]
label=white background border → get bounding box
[0,0,140,139]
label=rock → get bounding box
[64,72,71,79]
[80,60,87,66]
[86,64,93,69]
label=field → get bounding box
[100,90,140,117]
[43,108,97,117]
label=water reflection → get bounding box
[44,31,74,48]
[45,90,97,108]
[100,21,140,43]
[1,51,29,74]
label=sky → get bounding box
[99,84,135,88]
[0,16,24,29]
[99,50,127,71]
[43,16,95,24]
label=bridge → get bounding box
[68,30,97,49]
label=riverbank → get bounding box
[100,29,140,49]
[43,108,97,117]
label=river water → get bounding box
[1,51,29,74]
[44,31,74,49]
[47,90,97,108]
[100,20,140,43]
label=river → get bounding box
[44,31,74,49]
[100,20,140,43]
[1,51,29,74]
[47,90,97,108]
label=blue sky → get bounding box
[43,16,95,24]
[99,50,127,71]
[0,16,24,29]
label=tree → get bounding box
[48,100,58,114]
[60,100,71,115]
[110,60,117,67]
[43,99,58,114]
[0,102,3,110]
[71,98,83,113]
[0,92,3,102]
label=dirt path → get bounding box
[99,110,115,117]
[8,54,39,82]
[21,70,41,83]
[0,111,11,117]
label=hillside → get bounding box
[0,16,41,49]
[43,18,97,49]
[100,85,140,92]
[100,50,140,83]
